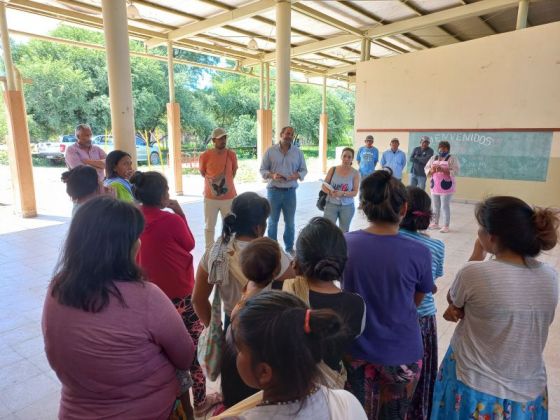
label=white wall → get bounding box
[354,22,560,206]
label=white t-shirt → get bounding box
[450,258,558,401]
[228,386,366,420]
[200,239,292,315]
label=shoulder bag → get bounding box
[316,167,336,211]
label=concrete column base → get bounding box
[257,109,273,164]
[167,102,182,195]
[4,90,36,218]
[319,113,328,174]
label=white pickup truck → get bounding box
[33,135,76,163]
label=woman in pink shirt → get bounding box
[42,196,194,420]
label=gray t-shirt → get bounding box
[326,167,358,206]
[200,239,292,315]
[450,258,558,401]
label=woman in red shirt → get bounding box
[131,171,217,417]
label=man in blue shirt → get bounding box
[260,126,307,254]
[356,135,379,179]
[380,138,407,180]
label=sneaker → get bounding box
[440,226,450,233]
[428,223,440,230]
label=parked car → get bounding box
[92,135,162,165]
[34,135,76,163]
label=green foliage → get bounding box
[227,114,257,148]
[21,60,94,139]
[289,84,352,146]
[8,24,355,149]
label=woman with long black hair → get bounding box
[42,196,194,419]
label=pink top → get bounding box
[65,143,107,182]
[427,155,460,195]
[42,281,194,420]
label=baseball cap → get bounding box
[420,136,430,143]
[211,127,227,139]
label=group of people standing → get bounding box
[352,134,459,234]
[44,122,558,420]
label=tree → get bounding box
[21,60,94,139]
[227,115,257,148]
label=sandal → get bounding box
[194,393,222,418]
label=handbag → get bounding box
[316,167,336,211]
[197,288,224,381]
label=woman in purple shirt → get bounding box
[42,197,194,420]
[343,168,434,419]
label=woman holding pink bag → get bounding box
[425,141,460,233]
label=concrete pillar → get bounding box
[0,4,36,217]
[360,38,366,62]
[319,76,328,174]
[167,42,183,194]
[265,62,271,110]
[167,104,182,195]
[364,39,371,61]
[275,0,291,138]
[257,62,273,165]
[167,42,175,103]
[257,109,273,164]
[516,0,529,29]
[259,62,265,110]
[101,0,136,162]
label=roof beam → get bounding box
[398,0,464,42]
[291,3,364,37]
[291,3,407,55]
[144,0,280,48]
[242,0,522,66]
[325,64,356,76]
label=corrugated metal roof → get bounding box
[5,0,559,85]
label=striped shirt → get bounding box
[399,229,444,317]
[450,258,558,401]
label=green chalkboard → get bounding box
[408,131,553,181]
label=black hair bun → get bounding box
[313,257,342,280]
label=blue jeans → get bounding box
[267,187,297,251]
[323,201,355,233]
[409,173,427,190]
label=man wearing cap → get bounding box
[409,136,434,189]
[199,127,238,247]
[380,138,407,180]
[260,126,307,255]
[356,135,379,179]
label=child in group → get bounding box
[433,196,558,419]
[214,238,283,415]
[399,186,445,420]
[61,165,105,216]
[235,237,282,314]
[214,291,367,419]
[104,150,134,202]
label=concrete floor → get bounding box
[0,172,558,419]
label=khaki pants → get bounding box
[204,197,234,248]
